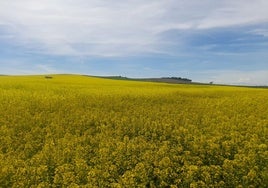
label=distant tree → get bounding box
[162,77,192,82]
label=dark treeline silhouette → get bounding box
[162,77,192,82]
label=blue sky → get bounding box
[0,0,268,85]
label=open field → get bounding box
[0,75,267,187]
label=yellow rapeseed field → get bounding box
[0,75,267,187]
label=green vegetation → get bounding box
[0,75,267,187]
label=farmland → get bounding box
[0,75,267,187]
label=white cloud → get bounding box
[35,64,57,73]
[0,0,267,57]
[0,34,14,39]
[0,60,59,75]
[197,70,268,85]
[197,0,268,29]
[249,29,268,37]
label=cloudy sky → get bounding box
[0,0,268,85]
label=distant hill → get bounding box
[136,78,192,84]
[86,75,268,88]
[92,76,195,84]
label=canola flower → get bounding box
[0,75,267,187]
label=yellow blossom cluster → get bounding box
[0,75,267,187]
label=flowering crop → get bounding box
[0,75,267,187]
